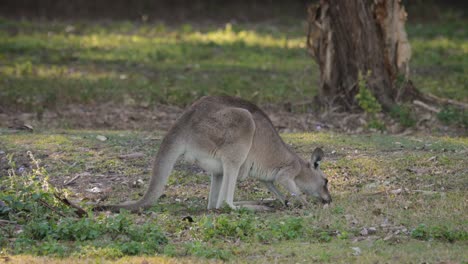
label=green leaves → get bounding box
[411,224,468,242]
[0,152,168,257]
[355,71,382,115]
[355,71,385,131]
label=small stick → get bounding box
[0,219,18,225]
[64,174,81,186]
[413,100,440,113]
[54,194,87,218]
[38,198,67,217]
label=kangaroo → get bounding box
[95,96,331,212]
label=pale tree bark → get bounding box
[307,0,417,111]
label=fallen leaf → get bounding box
[96,135,107,141]
[383,232,394,241]
[87,187,103,193]
[351,247,361,256]
[360,228,368,236]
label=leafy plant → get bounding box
[355,71,382,114]
[355,71,385,131]
[266,217,304,241]
[196,212,256,241]
[437,106,467,127]
[1,151,77,224]
[0,152,167,257]
[411,224,468,242]
[72,245,124,259]
[185,241,232,261]
[318,231,332,242]
[390,104,416,127]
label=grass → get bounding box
[0,10,467,112]
[0,19,312,111]
[1,130,467,263]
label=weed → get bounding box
[185,241,232,261]
[54,217,102,241]
[332,206,345,215]
[337,231,350,240]
[367,118,387,131]
[266,217,305,241]
[411,224,468,242]
[355,71,382,114]
[390,104,416,127]
[0,153,167,257]
[437,106,467,127]
[355,71,385,131]
[31,240,70,257]
[72,245,124,259]
[195,212,256,242]
[318,231,332,242]
[1,151,77,223]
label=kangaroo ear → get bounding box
[311,147,324,169]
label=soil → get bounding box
[0,102,465,136]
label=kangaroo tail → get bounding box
[94,132,184,213]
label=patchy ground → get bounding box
[1,101,466,138]
[1,129,466,263]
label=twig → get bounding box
[291,100,314,107]
[0,219,18,225]
[38,198,67,217]
[64,174,82,186]
[54,194,87,218]
[425,94,468,109]
[413,100,440,113]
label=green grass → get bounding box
[1,130,467,262]
[0,19,313,111]
[1,12,466,112]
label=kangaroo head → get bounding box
[296,147,332,204]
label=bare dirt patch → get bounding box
[0,102,465,136]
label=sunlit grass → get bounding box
[0,19,314,110]
[0,16,466,110]
[0,255,207,264]
[186,23,305,48]
[282,132,467,152]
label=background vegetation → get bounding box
[0,1,466,112]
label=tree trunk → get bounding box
[307,0,415,112]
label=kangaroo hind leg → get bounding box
[213,108,255,209]
[208,173,223,209]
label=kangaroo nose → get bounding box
[322,197,332,204]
